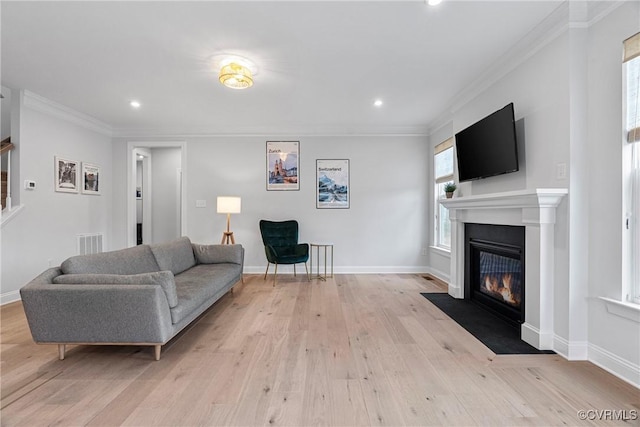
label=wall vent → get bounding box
[77,233,104,255]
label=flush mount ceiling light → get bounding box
[130,100,141,108]
[212,54,258,90]
[427,0,442,5]
[219,62,253,89]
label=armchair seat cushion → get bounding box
[269,244,309,264]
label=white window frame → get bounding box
[434,138,454,250]
[623,33,640,305]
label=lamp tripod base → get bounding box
[221,231,235,244]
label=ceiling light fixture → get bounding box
[130,100,141,108]
[219,62,254,90]
[374,99,383,107]
[428,0,442,5]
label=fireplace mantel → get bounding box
[440,188,568,223]
[440,188,568,350]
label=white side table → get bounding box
[309,243,334,281]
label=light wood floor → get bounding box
[1,274,638,426]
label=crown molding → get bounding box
[428,2,570,134]
[427,1,628,134]
[22,90,112,137]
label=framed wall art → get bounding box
[266,141,299,191]
[316,159,349,209]
[81,162,101,195]
[54,156,79,193]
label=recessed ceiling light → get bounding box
[130,100,141,109]
[374,99,383,107]
[428,0,442,5]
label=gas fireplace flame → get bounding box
[483,273,520,306]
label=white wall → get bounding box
[112,135,431,273]
[1,91,112,304]
[586,2,640,385]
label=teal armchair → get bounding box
[259,220,310,286]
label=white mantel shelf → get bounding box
[440,188,568,210]
[441,188,568,226]
[441,188,568,351]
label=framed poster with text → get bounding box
[316,159,349,209]
[266,141,299,191]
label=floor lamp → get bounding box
[217,196,241,244]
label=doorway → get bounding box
[127,141,186,247]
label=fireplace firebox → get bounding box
[465,223,525,326]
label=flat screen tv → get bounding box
[455,103,519,182]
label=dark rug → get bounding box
[421,293,555,355]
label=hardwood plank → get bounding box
[1,274,637,426]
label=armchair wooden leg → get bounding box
[58,344,66,360]
[305,262,310,281]
[293,264,297,276]
[154,345,161,361]
[264,263,270,280]
[273,263,278,287]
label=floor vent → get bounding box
[77,233,104,255]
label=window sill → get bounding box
[430,245,451,257]
[599,297,640,323]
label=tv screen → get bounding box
[455,103,519,182]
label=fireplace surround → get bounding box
[440,188,567,350]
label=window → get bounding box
[434,138,454,249]
[624,32,640,304]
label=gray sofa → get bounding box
[20,237,244,360]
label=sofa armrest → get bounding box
[192,243,244,265]
[20,282,174,344]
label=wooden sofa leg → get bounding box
[154,345,161,361]
[58,344,66,360]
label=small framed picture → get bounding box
[266,141,299,191]
[82,162,101,195]
[317,159,350,209]
[54,156,79,193]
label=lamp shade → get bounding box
[217,196,241,214]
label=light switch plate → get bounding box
[195,200,207,208]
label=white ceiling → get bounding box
[1,1,565,136]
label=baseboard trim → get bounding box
[1,290,21,306]
[588,343,640,389]
[242,266,431,275]
[425,266,450,284]
[521,322,553,350]
[553,334,588,360]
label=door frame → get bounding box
[126,141,187,247]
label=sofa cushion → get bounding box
[60,245,160,275]
[52,271,179,308]
[169,263,241,324]
[192,243,243,265]
[150,237,196,276]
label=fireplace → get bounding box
[440,188,567,349]
[465,223,525,326]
